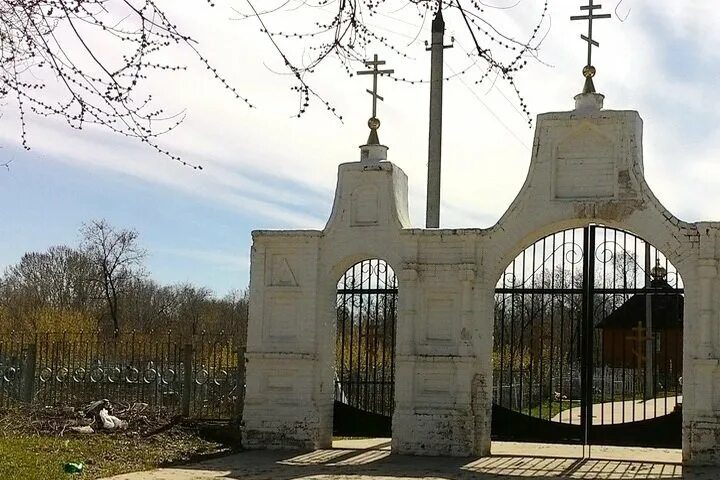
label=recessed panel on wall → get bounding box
[422,294,458,345]
[351,185,379,225]
[263,368,301,405]
[268,254,299,287]
[419,372,452,395]
[415,365,456,410]
[263,292,300,341]
[554,126,616,199]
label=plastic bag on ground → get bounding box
[64,462,84,474]
[69,425,94,434]
[99,408,128,430]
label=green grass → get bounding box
[0,431,224,480]
[527,400,581,420]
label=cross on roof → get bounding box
[570,0,611,87]
[626,320,654,371]
[357,54,394,120]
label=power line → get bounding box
[445,61,531,151]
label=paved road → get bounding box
[101,439,719,479]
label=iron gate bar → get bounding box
[529,242,536,416]
[509,284,515,416]
[644,243,651,423]
[538,240,545,419]
[519,244,526,415]
[548,232,556,422]
[582,225,594,444]
[559,230,567,423]
[358,262,363,409]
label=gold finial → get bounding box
[581,65,597,94]
[367,117,381,145]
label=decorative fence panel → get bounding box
[0,332,244,420]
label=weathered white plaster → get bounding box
[242,94,720,465]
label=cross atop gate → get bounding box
[357,54,394,145]
[570,0,611,93]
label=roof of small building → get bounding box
[596,279,684,330]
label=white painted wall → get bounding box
[242,93,720,465]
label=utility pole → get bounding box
[425,6,452,229]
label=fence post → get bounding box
[22,344,37,404]
[182,344,193,417]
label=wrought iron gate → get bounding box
[334,259,397,437]
[492,225,683,447]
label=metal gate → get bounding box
[334,259,397,437]
[492,225,683,447]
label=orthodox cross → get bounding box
[357,54,394,121]
[570,0,611,90]
[626,320,654,373]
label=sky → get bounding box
[1,1,719,296]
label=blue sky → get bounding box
[1,1,719,296]
[0,148,263,294]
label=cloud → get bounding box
[638,1,720,57]
[0,115,329,229]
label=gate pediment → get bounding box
[489,102,696,295]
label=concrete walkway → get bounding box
[100,438,719,480]
[551,396,682,425]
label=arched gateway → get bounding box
[492,225,683,448]
[333,259,397,437]
[243,85,720,465]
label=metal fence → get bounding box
[0,331,245,420]
[493,366,682,419]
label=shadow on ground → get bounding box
[103,441,720,479]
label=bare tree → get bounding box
[214,288,249,339]
[1,0,249,168]
[1,0,548,165]
[175,283,212,336]
[0,224,249,337]
[120,277,175,331]
[80,219,146,335]
[239,0,549,123]
[2,245,97,309]
[0,245,100,330]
